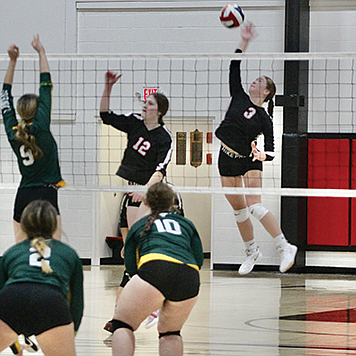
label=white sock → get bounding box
[244,239,257,251]
[274,234,288,248]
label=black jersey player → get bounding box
[100,71,173,232]
[215,22,297,275]
[100,71,173,331]
[1,35,65,243]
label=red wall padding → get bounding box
[307,139,350,246]
[350,140,356,245]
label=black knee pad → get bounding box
[159,330,181,339]
[111,319,133,333]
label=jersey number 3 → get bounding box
[243,107,256,120]
[20,145,35,166]
[133,137,151,156]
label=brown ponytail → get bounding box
[150,92,169,126]
[140,182,176,237]
[267,99,274,118]
[264,76,276,118]
[16,94,43,159]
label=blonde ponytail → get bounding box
[16,94,43,159]
[31,237,53,274]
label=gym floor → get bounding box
[3,260,356,355]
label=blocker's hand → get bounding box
[105,71,122,86]
[7,45,19,60]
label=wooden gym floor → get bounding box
[3,260,356,355]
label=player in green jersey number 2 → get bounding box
[0,200,83,356]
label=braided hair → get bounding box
[21,200,57,274]
[140,182,176,237]
[16,94,43,159]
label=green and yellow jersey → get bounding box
[124,212,204,276]
[0,239,83,331]
[1,72,63,188]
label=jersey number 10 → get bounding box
[154,219,182,235]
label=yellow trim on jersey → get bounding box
[55,180,67,188]
[138,253,199,271]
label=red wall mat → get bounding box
[350,140,356,245]
[308,197,349,245]
[308,139,350,246]
[308,139,350,189]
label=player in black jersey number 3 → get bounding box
[215,23,297,275]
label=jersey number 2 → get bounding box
[20,145,35,166]
[133,137,151,156]
[29,246,51,268]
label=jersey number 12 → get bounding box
[133,137,151,156]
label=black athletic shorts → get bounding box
[0,283,72,336]
[138,260,200,302]
[119,270,131,288]
[14,186,59,222]
[119,193,141,229]
[218,146,262,177]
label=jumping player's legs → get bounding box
[0,319,18,353]
[220,175,254,243]
[244,170,298,272]
[35,323,76,356]
[244,170,283,239]
[221,175,263,274]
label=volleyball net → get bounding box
[1,52,356,198]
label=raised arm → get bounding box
[100,71,122,112]
[4,45,19,85]
[236,22,255,53]
[31,34,49,73]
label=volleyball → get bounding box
[220,4,244,28]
